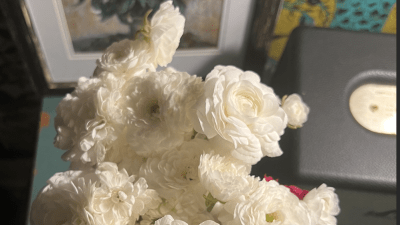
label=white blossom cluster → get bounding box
[30,1,339,224]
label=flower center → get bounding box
[265,211,283,222]
[148,100,161,119]
[236,91,259,117]
[111,190,128,204]
[150,104,160,115]
[181,165,196,181]
[113,50,125,61]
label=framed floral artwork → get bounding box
[61,0,222,53]
[17,0,256,89]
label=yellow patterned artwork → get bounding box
[381,3,396,34]
[268,0,397,65]
[269,0,337,61]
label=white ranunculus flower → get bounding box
[218,180,313,225]
[143,0,185,67]
[139,139,207,199]
[117,153,147,178]
[303,184,340,225]
[199,221,220,225]
[162,66,178,73]
[139,196,180,225]
[54,77,102,168]
[190,65,288,165]
[154,213,219,225]
[281,93,310,128]
[92,162,161,224]
[139,207,169,225]
[170,182,210,222]
[155,213,218,225]
[207,135,254,169]
[123,68,203,156]
[103,127,147,177]
[185,212,218,225]
[155,215,188,225]
[103,127,131,164]
[198,152,258,202]
[77,76,125,164]
[140,181,210,224]
[95,39,154,77]
[54,77,102,152]
[30,170,99,225]
[55,74,126,168]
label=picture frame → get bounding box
[15,0,256,91]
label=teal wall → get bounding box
[28,97,70,223]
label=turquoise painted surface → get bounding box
[300,13,315,26]
[330,0,396,32]
[265,0,397,78]
[28,97,70,223]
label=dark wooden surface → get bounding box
[0,4,41,224]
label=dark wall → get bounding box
[0,7,41,225]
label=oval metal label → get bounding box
[349,84,396,135]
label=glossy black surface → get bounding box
[252,26,396,193]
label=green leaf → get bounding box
[138,0,147,8]
[147,0,158,8]
[117,0,137,14]
[145,0,163,19]
[91,0,102,10]
[128,4,149,19]
[203,193,225,213]
[117,12,130,25]
[100,3,118,21]
[172,0,186,15]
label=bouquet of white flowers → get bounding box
[30,1,339,224]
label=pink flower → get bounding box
[284,185,309,200]
[263,174,279,182]
[263,174,309,200]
